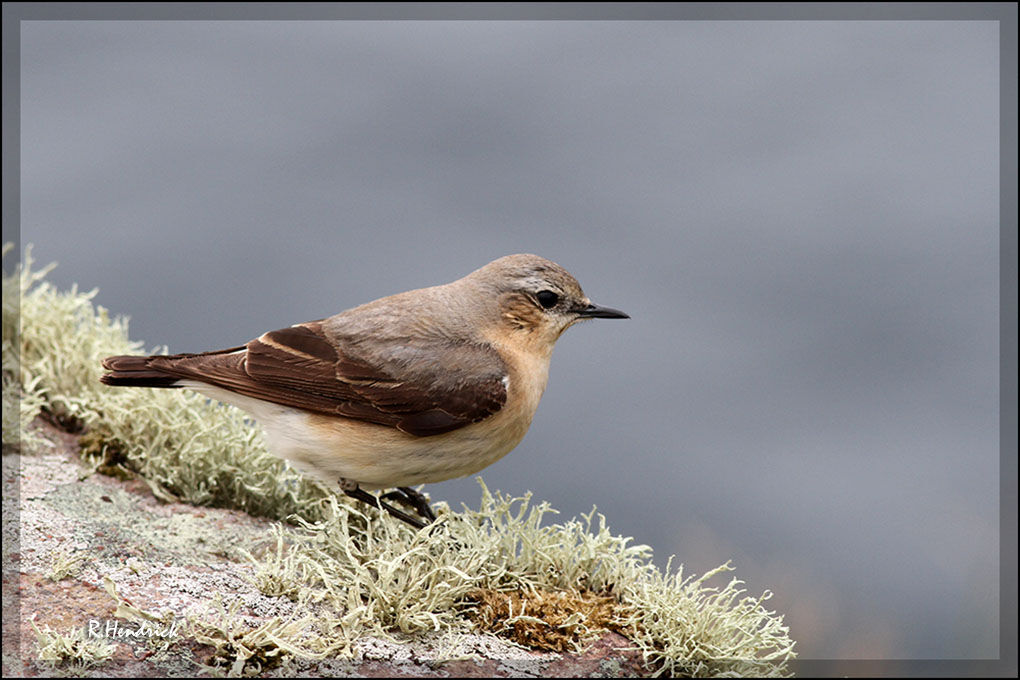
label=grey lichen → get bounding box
[5,244,797,677]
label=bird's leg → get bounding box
[338,479,427,529]
[380,486,437,522]
[399,486,437,522]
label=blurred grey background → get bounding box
[10,14,1002,663]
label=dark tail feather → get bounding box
[100,355,182,388]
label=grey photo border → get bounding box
[2,3,1015,677]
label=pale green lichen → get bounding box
[6,243,333,521]
[188,595,340,676]
[29,617,116,674]
[2,243,48,452]
[48,546,89,582]
[6,244,797,677]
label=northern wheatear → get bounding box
[101,254,628,528]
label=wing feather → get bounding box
[139,321,507,436]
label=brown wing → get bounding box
[128,321,507,437]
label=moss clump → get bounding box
[466,586,625,653]
[6,244,797,677]
[78,422,136,481]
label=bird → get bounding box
[100,254,628,528]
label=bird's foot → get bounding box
[380,486,437,522]
[339,479,429,529]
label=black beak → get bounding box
[576,303,629,319]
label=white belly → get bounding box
[181,379,538,489]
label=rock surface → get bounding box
[2,420,649,677]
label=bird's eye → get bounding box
[536,290,559,309]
